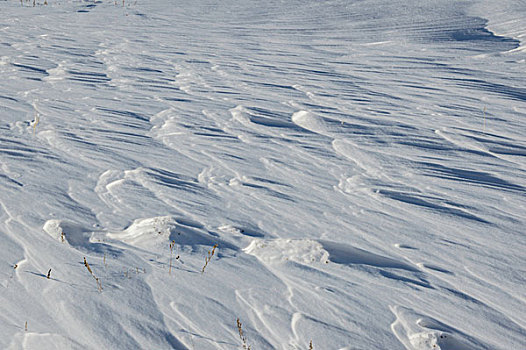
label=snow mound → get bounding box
[107,216,174,247]
[245,238,421,271]
[390,305,489,350]
[320,240,419,271]
[244,239,329,265]
[43,219,121,257]
[291,110,328,135]
[107,216,236,251]
[43,220,92,248]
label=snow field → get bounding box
[1,0,525,349]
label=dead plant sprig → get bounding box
[236,318,251,350]
[122,266,145,279]
[201,244,218,273]
[83,257,102,292]
[32,113,39,135]
[169,240,175,275]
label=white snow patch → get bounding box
[244,239,329,265]
[291,110,328,135]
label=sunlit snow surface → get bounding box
[1,0,525,349]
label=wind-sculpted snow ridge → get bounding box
[1,0,525,349]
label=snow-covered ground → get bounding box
[1,0,525,349]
